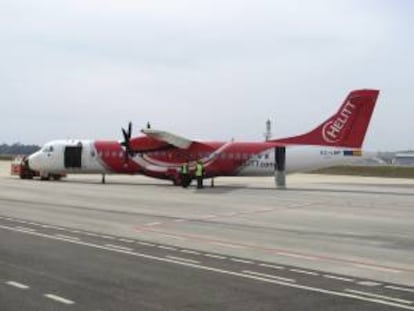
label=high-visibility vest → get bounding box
[195,163,204,177]
[181,164,188,174]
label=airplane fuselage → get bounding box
[28,139,365,181]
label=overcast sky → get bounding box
[1,0,413,150]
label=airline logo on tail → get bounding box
[270,89,379,148]
[322,101,356,143]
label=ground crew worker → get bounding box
[180,161,190,188]
[195,160,205,189]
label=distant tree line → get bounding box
[0,143,40,155]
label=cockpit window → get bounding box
[42,145,54,153]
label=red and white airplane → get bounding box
[27,89,379,187]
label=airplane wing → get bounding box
[141,129,193,149]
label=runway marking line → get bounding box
[44,294,75,305]
[137,241,155,247]
[118,238,134,243]
[242,270,295,283]
[159,234,186,241]
[323,275,355,282]
[258,263,285,270]
[14,226,35,232]
[181,249,201,255]
[357,281,382,287]
[6,281,29,289]
[290,269,319,276]
[204,254,226,260]
[54,234,80,241]
[344,289,413,305]
[145,222,162,226]
[105,244,134,252]
[276,252,317,261]
[100,235,115,240]
[386,285,414,294]
[211,242,245,249]
[165,255,200,264]
[157,245,177,251]
[2,224,414,311]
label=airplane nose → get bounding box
[27,154,39,171]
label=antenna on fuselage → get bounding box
[264,119,272,141]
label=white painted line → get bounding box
[243,270,295,283]
[345,289,413,305]
[290,269,319,276]
[357,281,382,287]
[385,285,414,294]
[204,254,226,260]
[230,258,253,264]
[44,294,75,305]
[70,230,80,234]
[181,250,201,255]
[118,238,134,243]
[53,227,65,231]
[258,263,285,270]
[104,244,134,252]
[211,242,245,249]
[137,241,155,247]
[41,225,51,228]
[174,219,186,222]
[55,234,80,241]
[145,222,162,226]
[100,235,115,240]
[27,222,39,226]
[2,224,414,311]
[6,281,29,289]
[82,232,99,237]
[14,226,35,232]
[157,245,177,251]
[165,255,200,264]
[353,264,401,274]
[323,275,354,282]
[276,252,317,261]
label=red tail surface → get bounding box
[272,89,379,148]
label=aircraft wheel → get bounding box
[40,174,50,181]
[51,174,62,181]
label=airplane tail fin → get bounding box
[272,89,379,148]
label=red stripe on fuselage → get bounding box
[94,141,141,174]
[94,140,275,178]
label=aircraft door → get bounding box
[64,144,82,168]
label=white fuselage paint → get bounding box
[237,146,369,176]
[28,140,106,175]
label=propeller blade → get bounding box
[128,122,132,138]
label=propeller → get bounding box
[121,121,134,162]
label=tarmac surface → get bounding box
[0,161,413,310]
